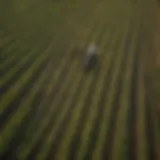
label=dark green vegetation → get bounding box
[0,0,158,159]
[143,0,160,158]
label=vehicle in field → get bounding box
[83,43,99,71]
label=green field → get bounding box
[0,0,158,159]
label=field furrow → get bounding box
[0,0,157,159]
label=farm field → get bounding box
[0,0,158,160]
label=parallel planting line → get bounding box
[20,0,101,137]
[101,14,133,160]
[0,40,55,120]
[0,73,47,159]
[1,37,52,77]
[81,29,120,160]
[0,43,76,159]
[0,0,78,61]
[0,42,49,95]
[25,42,77,134]
[28,3,108,160]
[0,17,69,75]
[91,19,130,160]
[137,1,157,159]
[53,68,93,160]
[0,29,51,64]
[0,28,33,56]
[0,38,58,153]
[127,32,142,160]
[0,6,78,98]
[111,15,140,160]
[26,55,82,160]
[67,6,120,158]
[54,17,111,160]
[136,38,148,160]
[0,19,79,154]
[44,5,120,160]
[0,23,77,131]
[0,39,62,130]
[126,3,148,159]
[1,45,30,72]
[16,2,104,159]
[15,0,100,150]
[49,27,111,160]
[144,69,157,159]
[25,43,77,134]
[0,0,154,160]
[70,29,114,160]
[0,32,35,59]
[17,59,84,160]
